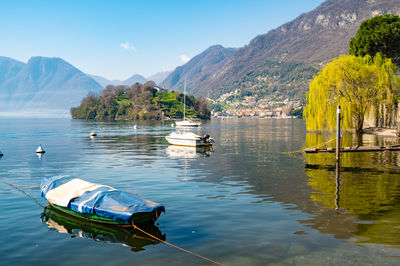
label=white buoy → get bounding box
[171,124,175,128]
[36,144,45,154]
[133,125,137,129]
[90,131,97,137]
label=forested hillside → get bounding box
[164,0,400,100]
[71,81,210,120]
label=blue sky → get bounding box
[0,0,324,80]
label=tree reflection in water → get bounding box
[304,131,400,246]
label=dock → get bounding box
[305,144,400,153]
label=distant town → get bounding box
[210,89,302,118]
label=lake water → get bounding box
[1,118,400,265]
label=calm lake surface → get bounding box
[1,118,400,265]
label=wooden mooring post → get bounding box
[336,105,341,162]
[304,104,400,154]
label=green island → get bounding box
[71,81,210,120]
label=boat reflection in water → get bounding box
[166,145,213,159]
[41,205,165,252]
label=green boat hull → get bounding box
[49,203,162,226]
[42,205,166,250]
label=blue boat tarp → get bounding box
[41,176,165,223]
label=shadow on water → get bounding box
[41,205,165,252]
[303,131,400,246]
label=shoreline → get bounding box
[362,127,398,137]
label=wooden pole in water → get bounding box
[336,105,341,161]
[335,160,340,211]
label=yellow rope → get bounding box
[133,224,225,266]
[282,137,337,156]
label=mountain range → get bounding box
[2,0,400,117]
[163,0,400,99]
[0,56,169,117]
[0,56,103,117]
[89,74,147,87]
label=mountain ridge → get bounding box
[164,0,400,99]
[89,73,148,87]
[163,44,237,93]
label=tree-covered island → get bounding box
[71,81,210,120]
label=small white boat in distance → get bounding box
[166,131,214,147]
[175,119,202,127]
[175,77,201,127]
[36,144,45,154]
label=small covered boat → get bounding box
[40,176,165,225]
[165,131,214,147]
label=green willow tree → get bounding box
[304,54,399,133]
[349,14,400,65]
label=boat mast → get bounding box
[183,77,186,120]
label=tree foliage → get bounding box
[71,82,210,120]
[349,14,400,65]
[304,54,399,133]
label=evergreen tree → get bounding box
[349,14,400,65]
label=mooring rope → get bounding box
[132,224,225,266]
[282,137,337,156]
[4,182,44,208]
[119,227,159,243]
[5,183,40,188]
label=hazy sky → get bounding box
[0,0,324,80]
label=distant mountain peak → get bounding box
[0,56,103,117]
[89,73,148,87]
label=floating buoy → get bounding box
[0,150,3,156]
[36,144,45,154]
[90,131,97,137]
[133,125,137,129]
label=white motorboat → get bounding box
[175,78,201,127]
[165,131,214,147]
[175,119,202,127]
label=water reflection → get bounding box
[304,131,400,246]
[165,145,213,159]
[41,205,165,252]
